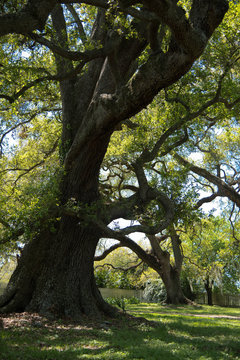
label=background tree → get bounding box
[95,1,239,305]
[95,245,147,289]
[0,0,229,318]
[182,216,240,305]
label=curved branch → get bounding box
[96,220,161,273]
[1,139,59,188]
[62,0,159,22]
[144,0,228,55]
[0,62,85,103]
[95,261,143,272]
[95,243,122,261]
[160,128,189,157]
[196,193,219,208]
[175,154,240,208]
[0,0,57,36]
[65,4,87,43]
[111,188,174,236]
[28,32,114,61]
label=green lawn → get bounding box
[0,304,240,360]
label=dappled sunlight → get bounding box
[1,305,240,360]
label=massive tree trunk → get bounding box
[0,224,109,318]
[0,135,116,318]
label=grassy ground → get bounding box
[0,304,240,360]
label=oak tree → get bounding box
[0,0,229,318]
[95,1,239,305]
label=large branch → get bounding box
[111,189,174,235]
[95,261,143,272]
[143,0,205,56]
[0,0,57,36]
[96,220,161,273]
[28,32,117,61]
[94,243,123,261]
[65,1,228,169]
[62,0,160,22]
[169,224,183,271]
[147,234,168,260]
[174,154,240,208]
[0,0,163,38]
[105,184,175,234]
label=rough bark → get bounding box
[0,222,115,318]
[0,136,116,318]
[161,266,188,305]
[149,231,188,305]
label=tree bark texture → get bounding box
[147,231,188,304]
[0,138,115,318]
[161,266,188,305]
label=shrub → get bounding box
[126,296,140,304]
[106,296,140,310]
[106,297,127,311]
[94,267,138,289]
[143,279,167,303]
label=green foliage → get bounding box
[182,216,240,295]
[95,266,139,290]
[126,296,141,305]
[143,279,167,303]
[0,112,62,253]
[101,1,240,227]
[95,246,147,289]
[106,297,126,311]
[0,258,16,295]
[106,296,140,311]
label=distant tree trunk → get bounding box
[158,256,189,305]
[148,227,189,304]
[205,277,213,306]
[162,269,187,304]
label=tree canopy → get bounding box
[0,0,234,318]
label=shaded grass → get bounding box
[0,304,240,360]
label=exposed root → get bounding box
[0,287,17,313]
